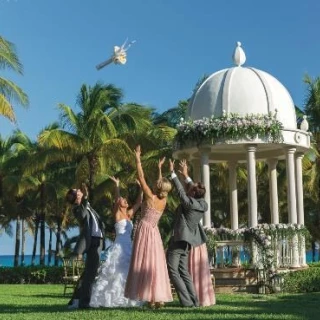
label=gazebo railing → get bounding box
[207,224,308,270]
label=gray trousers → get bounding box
[73,237,103,307]
[167,240,199,307]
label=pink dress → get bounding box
[124,202,173,303]
[189,243,216,306]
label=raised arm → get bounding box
[73,183,89,220]
[110,176,121,202]
[134,145,153,198]
[158,157,165,181]
[169,159,193,208]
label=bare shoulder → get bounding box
[152,196,167,212]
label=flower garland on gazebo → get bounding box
[175,112,284,147]
[205,224,309,290]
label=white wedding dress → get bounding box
[90,219,141,308]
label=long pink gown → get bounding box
[124,202,173,303]
[189,243,216,306]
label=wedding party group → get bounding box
[65,145,216,310]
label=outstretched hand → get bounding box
[178,159,188,177]
[158,157,166,169]
[134,145,141,160]
[80,183,88,199]
[169,159,175,172]
[110,176,120,187]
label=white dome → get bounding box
[188,44,297,130]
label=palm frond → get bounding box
[0,36,23,74]
[0,77,29,106]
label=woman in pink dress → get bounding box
[124,145,173,308]
[189,243,216,306]
[180,177,215,307]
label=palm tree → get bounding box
[0,35,29,122]
[37,83,155,198]
[300,74,320,253]
[153,100,188,127]
[304,75,320,133]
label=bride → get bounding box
[90,176,143,308]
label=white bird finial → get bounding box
[300,115,309,131]
[232,41,246,66]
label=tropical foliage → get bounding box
[1,35,320,273]
[0,35,29,122]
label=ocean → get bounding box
[0,251,319,267]
[0,255,60,267]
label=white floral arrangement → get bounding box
[175,112,284,147]
[205,223,309,287]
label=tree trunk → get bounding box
[48,227,52,266]
[20,218,25,266]
[31,214,39,266]
[55,218,61,266]
[312,241,316,262]
[40,184,46,266]
[88,155,97,202]
[14,216,21,267]
[40,215,45,265]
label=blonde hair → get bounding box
[154,177,172,199]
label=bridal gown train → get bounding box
[90,219,142,308]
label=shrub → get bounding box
[0,266,64,284]
[282,266,320,293]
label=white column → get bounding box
[228,161,238,230]
[286,147,299,268]
[229,160,240,267]
[246,145,258,227]
[286,148,297,224]
[295,152,307,266]
[267,158,280,268]
[267,158,279,224]
[201,151,211,228]
[295,153,304,225]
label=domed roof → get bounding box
[188,42,297,130]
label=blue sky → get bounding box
[0,0,319,256]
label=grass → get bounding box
[0,285,319,320]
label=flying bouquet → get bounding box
[96,38,136,70]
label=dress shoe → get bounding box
[155,302,165,309]
[67,299,79,310]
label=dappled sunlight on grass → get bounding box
[0,285,319,320]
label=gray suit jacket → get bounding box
[172,176,208,247]
[72,198,105,255]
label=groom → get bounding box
[167,159,208,307]
[65,183,105,309]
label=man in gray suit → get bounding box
[167,159,208,307]
[65,183,105,309]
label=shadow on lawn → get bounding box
[210,293,320,320]
[1,293,320,320]
[8,293,68,299]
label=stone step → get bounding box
[212,268,256,279]
[215,285,259,294]
[211,268,260,294]
[215,277,258,286]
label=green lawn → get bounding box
[0,285,319,320]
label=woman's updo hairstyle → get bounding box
[154,177,172,199]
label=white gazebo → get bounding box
[173,42,311,269]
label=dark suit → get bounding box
[72,197,105,308]
[167,175,208,307]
